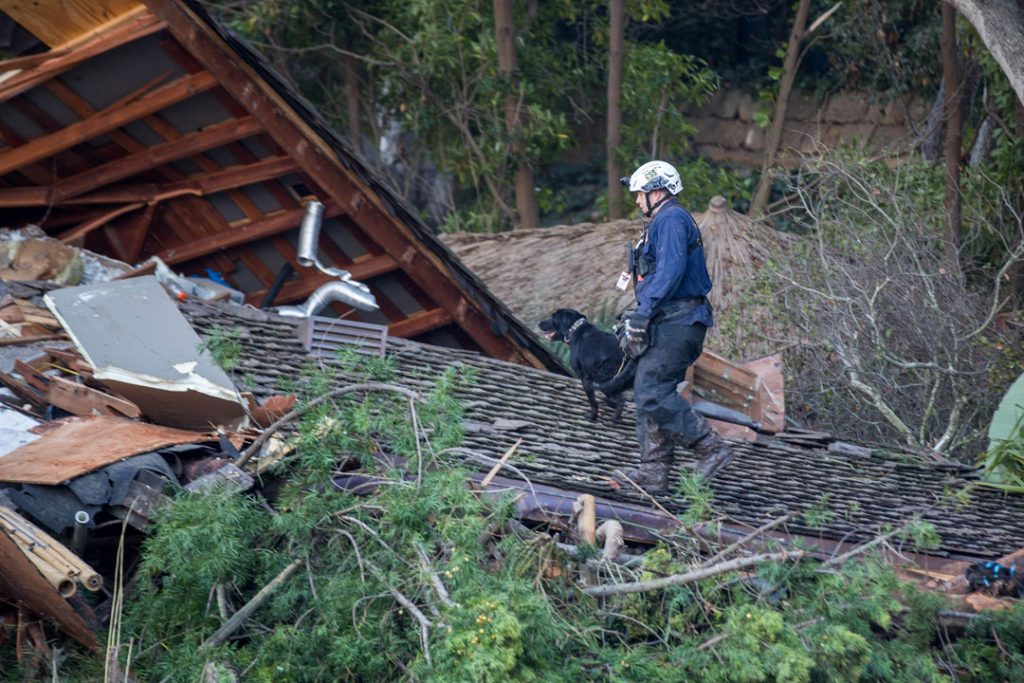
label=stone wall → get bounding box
[685,89,931,167]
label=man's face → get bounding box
[635,189,666,214]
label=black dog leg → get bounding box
[608,393,626,422]
[583,380,599,421]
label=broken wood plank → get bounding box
[45,375,142,419]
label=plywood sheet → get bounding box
[0,0,143,48]
[0,416,217,485]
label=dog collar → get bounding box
[565,317,587,342]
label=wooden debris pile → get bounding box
[0,276,296,660]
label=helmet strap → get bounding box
[643,191,671,217]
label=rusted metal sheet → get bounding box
[0,416,218,485]
[0,524,98,649]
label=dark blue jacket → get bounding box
[634,199,714,326]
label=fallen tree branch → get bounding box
[822,525,908,568]
[203,559,303,648]
[701,513,792,568]
[238,383,420,467]
[583,550,805,598]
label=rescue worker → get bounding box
[612,160,734,495]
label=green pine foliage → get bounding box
[31,355,1022,681]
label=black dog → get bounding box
[538,308,633,421]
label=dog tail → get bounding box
[594,358,637,395]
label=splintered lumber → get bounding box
[0,505,102,596]
[12,358,141,418]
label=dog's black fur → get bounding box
[538,308,634,421]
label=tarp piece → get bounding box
[0,416,219,485]
[44,276,246,430]
[2,452,178,533]
[0,404,41,456]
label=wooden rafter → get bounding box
[104,201,158,262]
[244,253,399,306]
[51,116,263,201]
[156,202,342,265]
[143,0,541,366]
[388,308,454,339]
[0,156,299,207]
[0,70,216,177]
[0,10,165,104]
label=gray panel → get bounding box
[44,277,233,387]
[157,91,231,134]
[21,87,78,128]
[241,183,283,214]
[239,136,272,159]
[227,260,263,292]
[59,34,184,111]
[120,120,165,147]
[202,145,240,169]
[251,238,288,275]
[0,102,46,139]
[206,191,246,223]
[324,221,367,258]
[367,273,422,316]
[170,158,203,176]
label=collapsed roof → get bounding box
[180,297,1024,568]
[0,0,563,371]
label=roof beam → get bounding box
[156,202,342,265]
[244,252,399,306]
[51,116,262,201]
[387,308,454,339]
[0,70,217,177]
[0,11,166,104]
[144,0,540,367]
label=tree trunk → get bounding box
[941,1,962,251]
[606,0,625,220]
[949,0,1024,108]
[748,0,812,217]
[343,52,361,150]
[494,0,539,229]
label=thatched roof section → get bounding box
[441,197,798,356]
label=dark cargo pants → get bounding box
[632,307,710,452]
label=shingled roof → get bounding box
[182,298,1024,567]
[0,0,563,372]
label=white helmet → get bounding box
[620,160,683,195]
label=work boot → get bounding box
[690,429,734,481]
[612,417,674,495]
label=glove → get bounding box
[620,313,650,359]
[624,313,649,346]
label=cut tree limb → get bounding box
[583,550,805,597]
[202,559,302,648]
